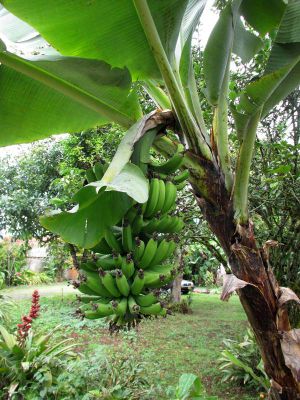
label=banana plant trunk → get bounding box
[188,152,300,400]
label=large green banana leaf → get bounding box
[40,188,132,248]
[0,50,141,145]
[0,1,206,146]
[232,0,300,138]
[0,0,203,80]
[203,0,286,106]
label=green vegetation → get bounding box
[6,293,258,400]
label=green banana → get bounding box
[147,264,177,275]
[84,310,102,320]
[144,178,160,218]
[122,222,133,252]
[135,293,158,307]
[99,269,121,297]
[173,169,189,184]
[156,215,174,233]
[78,303,93,313]
[139,238,158,269]
[83,271,113,298]
[133,238,145,261]
[92,297,112,305]
[176,181,187,191]
[155,172,168,180]
[167,217,184,233]
[79,262,98,273]
[78,295,101,304]
[86,168,97,183]
[141,218,160,234]
[132,213,144,235]
[115,270,130,296]
[75,282,99,296]
[128,296,140,314]
[161,181,177,214]
[115,316,125,326]
[85,302,114,318]
[148,239,170,266]
[121,256,135,278]
[144,272,167,288]
[104,228,123,253]
[93,162,104,180]
[165,240,177,259]
[96,253,122,270]
[112,298,128,316]
[140,302,162,315]
[150,152,184,174]
[130,269,145,295]
[152,179,165,214]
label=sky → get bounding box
[0,1,218,159]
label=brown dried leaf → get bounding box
[278,287,300,308]
[220,274,256,301]
[280,329,300,383]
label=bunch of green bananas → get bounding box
[74,147,189,330]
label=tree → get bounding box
[0,1,300,398]
[0,141,62,241]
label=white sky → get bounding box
[0,2,218,159]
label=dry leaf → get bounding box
[280,329,300,383]
[220,274,256,301]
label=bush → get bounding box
[12,269,52,286]
[56,356,216,400]
[0,291,76,399]
[0,294,16,327]
[167,294,193,314]
[42,241,72,281]
[204,270,215,289]
[219,328,269,392]
[49,349,160,400]
[0,239,27,286]
[87,354,157,400]
[166,373,218,399]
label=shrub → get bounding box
[0,291,76,399]
[219,328,270,392]
[0,239,27,286]
[12,269,52,286]
[168,296,193,315]
[204,270,215,289]
[88,354,157,400]
[0,294,16,327]
[42,241,72,281]
[166,373,218,399]
[53,351,159,400]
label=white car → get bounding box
[181,279,194,294]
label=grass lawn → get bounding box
[8,292,259,400]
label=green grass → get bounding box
[8,292,259,399]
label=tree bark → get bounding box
[189,153,300,400]
[171,274,182,303]
[153,114,300,398]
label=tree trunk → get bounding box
[171,274,182,303]
[188,152,300,399]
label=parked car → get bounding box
[181,279,194,294]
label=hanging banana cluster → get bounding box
[73,145,189,330]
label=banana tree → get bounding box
[0,0,300,398]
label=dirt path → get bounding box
[1,282,78,300]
